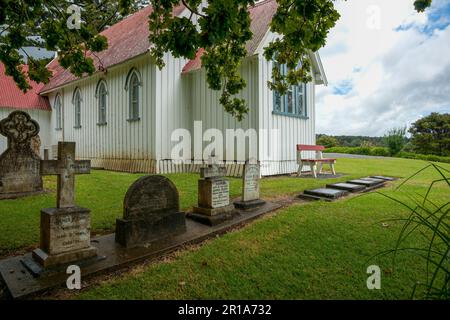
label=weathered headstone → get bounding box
[0,111,43,199]
[188,160,235,226]
[115,175,186,248]
[30,142,97,268]
[31,135,41,157]
[234,160,266,210]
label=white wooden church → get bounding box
[0,0,327,176]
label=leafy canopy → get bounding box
[409,112,450,156]
[0,0,432,120]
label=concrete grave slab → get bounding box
[370,176,396,181]
[347,179,382,187]
[303,188,349,199]
[325,183,366,193]
[360,177,386,184]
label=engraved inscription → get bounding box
[211,179,230,208]
[48,212,91,255]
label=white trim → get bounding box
[309,51,328,86]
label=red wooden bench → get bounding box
[296,144,336,178]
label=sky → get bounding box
[316,0,450,137]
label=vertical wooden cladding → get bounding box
[47,55,156,168]
[154,52,191,162]
[188,57,260,162]
[41,49,319,176]
[0,108,51,158]
[257,53,316,176]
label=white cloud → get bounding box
[316,0,450,136]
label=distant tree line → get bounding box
[317,112,450,160]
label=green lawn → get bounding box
[0,158,448,299]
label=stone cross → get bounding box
[40,142,90,208]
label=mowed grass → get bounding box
[0,158,448,299]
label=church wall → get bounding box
[257,52,317,176]
[45,55,158,171]
[183,58,260,161]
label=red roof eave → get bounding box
[40,4,186,94]
[0,63,51,111]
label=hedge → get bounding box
[324,146,390,157]
[324,147,450,164]
[395,152,450,164]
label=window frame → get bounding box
[272,62,309,119]
[54,94,63,130]
[72,88,82,129]
[95,80,108,126]
[125,68,142,122]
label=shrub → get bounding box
[316,135,339,148]
[396,151,450,164]
[325,147,352,154]
[370,147,390,157]
[324,147,450,163]
[384,127,407,156]
[355,146,372,155]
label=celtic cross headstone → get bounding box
[0,111,43,198]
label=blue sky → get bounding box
[316,0,450,136]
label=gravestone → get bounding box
[31,135,41,157]
[370,176,396,181]
[234,160,266,210]
[29,142,97,268]
[115,175,186,248]
[303,188,349,199]
[326,182,366,193]
[360,177,386,184]
[347,179,383,187]
[187,159,235,226]
[0,111,43,199]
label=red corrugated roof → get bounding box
[182,0,278,74]
[41,4,186,93]
[0,63,51,111]
[40,1,277,91]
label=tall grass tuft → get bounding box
[375,163,449,299]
